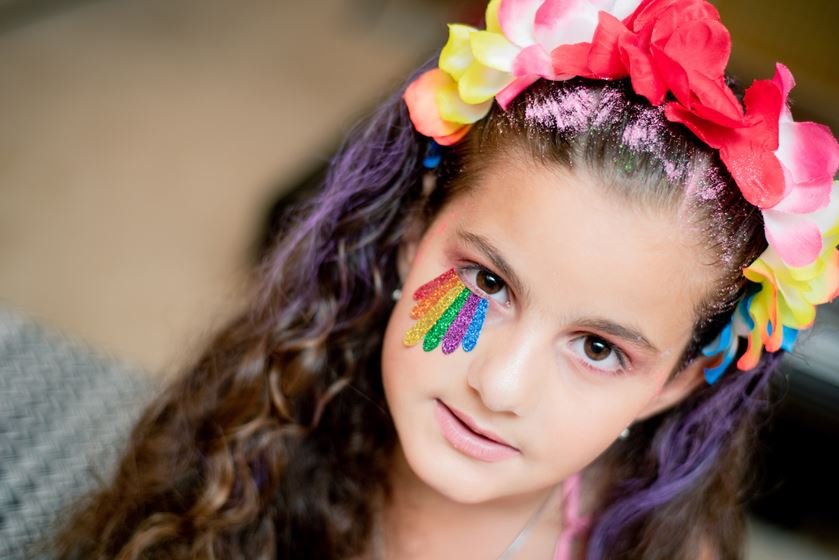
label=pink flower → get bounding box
[667,64,839,266]
[762,65,839,266]
[491,0,642,108]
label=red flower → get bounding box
[552,0,743,127]
[665,74,785,208]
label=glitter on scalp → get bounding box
[524,85,598,133]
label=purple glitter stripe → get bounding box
[462,298,488,352]
[441,292,481,354]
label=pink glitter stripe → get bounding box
[441,292,481,354]
[412,268,457,301]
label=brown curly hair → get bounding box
[52,73,779,560]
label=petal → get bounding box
[720,142,785,209]
[498,0,542,47]
[685,73,744,127]
[440,24,478,81]
[659,18,731,78]
[649,44,690,107]
[434,127,471,146]
[702,321,734,357]
[776,120,839,186]
[772,166,831,214]
[512,44,557,78]
[458,61,515,104]
[551,42,595,78]
[741,78,782,151]
[736,329,763,371]
[771,62,795,103]
[533,0,600,48]
[496,75,540,109]
[471,30,521,72]
[436,76,494,123]
[620,39,667,105]
[806,246,839,303]
[630,0,719,33]
[586,11,630,78]
[536,13,600,49]
[664,100,734,149]
[404,69,470,139]
[486,0,503,33]
[763,208,824,267]
[776,278,817,330]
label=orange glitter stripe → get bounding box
[410,274,462,320]
[403,283,465,347]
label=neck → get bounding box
[378,444,564,560]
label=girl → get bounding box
[54,0,839,558]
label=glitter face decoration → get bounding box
[402,268,489,354]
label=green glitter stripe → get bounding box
[423,288,470,352]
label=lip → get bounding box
[434,399,520,462]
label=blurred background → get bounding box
[0,0,837,558]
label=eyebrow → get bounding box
[572,318,661,354]
[455,228,660,354]
[455,228,531,305]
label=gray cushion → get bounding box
[0,307,158,559]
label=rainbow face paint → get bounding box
[403,268,489,354]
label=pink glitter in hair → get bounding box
[590,86,624,129]
[525,85,598,133]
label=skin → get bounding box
[377,156,717,559]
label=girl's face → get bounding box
[381,158,715,504]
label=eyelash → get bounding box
[569,335,630,376]
[456,260,631,376]
[456,263,512,308]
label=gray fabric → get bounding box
[0,306,158,559]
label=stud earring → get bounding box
[619,426,631,440]
[391,287,402,301]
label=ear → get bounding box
[634,355,714,421]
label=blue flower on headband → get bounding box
[702,292,799,384]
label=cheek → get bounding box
[381,293,438,410]
[532,381,659,469]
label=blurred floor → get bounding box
[0,0,443,377]
[0,1,836,559]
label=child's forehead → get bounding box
[427,161,717,347]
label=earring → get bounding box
[391,287,402,301]
[619,426,631,440]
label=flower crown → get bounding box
[402,0,839,384]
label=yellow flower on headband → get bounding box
[403,0,504,144]
[737,181,839,369]
[403,0,642,145]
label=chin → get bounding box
[398,434,507,505]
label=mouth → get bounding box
[434,399,520,462]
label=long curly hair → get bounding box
[52,68,782,559]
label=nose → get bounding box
[465,326,546,415]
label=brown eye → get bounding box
[584,337,613,361]
[476,269,504,295]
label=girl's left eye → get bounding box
[570,335,629,375]
[458,266,511,306]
